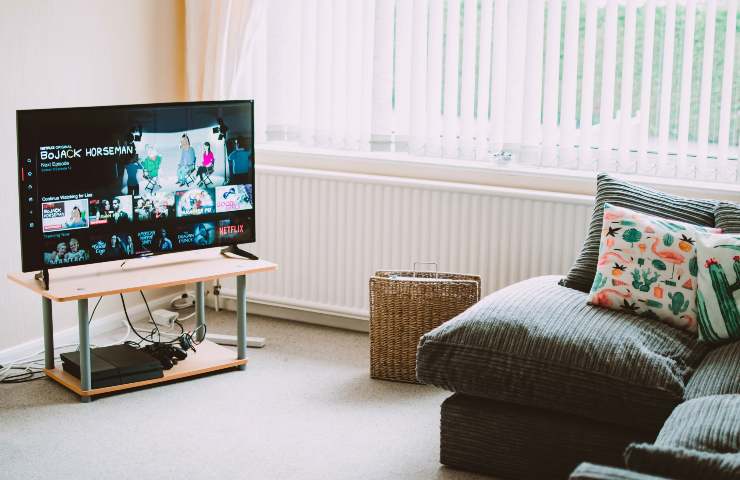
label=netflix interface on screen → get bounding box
[17,101,255,272]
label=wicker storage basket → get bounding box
[369,268,481,383]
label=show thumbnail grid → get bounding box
[43,219,251,266]
[40,184,253,267]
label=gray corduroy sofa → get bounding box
[416,276,740,479]
[415,183,740,479]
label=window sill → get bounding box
[255,143,739,202]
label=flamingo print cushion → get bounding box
[587,203,722,333]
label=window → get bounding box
[244,0,739,184]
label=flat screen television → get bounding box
[16,100,255,275]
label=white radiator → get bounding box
[242,165,594,320]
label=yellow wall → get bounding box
[0,0,186,350]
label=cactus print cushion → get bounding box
[587,203,722,333]
[695,233,740,342]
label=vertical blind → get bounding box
[242,0,740,184]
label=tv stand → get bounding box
[221,244,259,260]
[35,269,49,290]
[8,250,277,402]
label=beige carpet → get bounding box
[0,310,491,480]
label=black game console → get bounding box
[61,344,163,388]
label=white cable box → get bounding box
[152,309,179,327]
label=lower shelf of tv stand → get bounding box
[44,340,247,398]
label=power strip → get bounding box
[206,333,266,348]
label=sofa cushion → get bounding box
[569,463,672,480]
[625,395,740,480]
[685,341,740,399]
[416,276,711,430]
[715,202,740,233]
[560,173,718,293]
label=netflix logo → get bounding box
[218,219,250,243]
[219,224,244,235]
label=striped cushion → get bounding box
[416,275,711,430]
[569,463,672,480]
[715,202,740,233]
[560,173,718,293]
[441,394,654,480]
[686,341,740,399]
[625,395,740,480]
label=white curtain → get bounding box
[262,0,377,150]
[386,0,739,183]
[185,0,265,102]
[184,0,740,185]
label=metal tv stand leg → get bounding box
[195,282,206,342]
[236,274,247,370]
[205,275,266,350]
[42,297,54,369]
[78,299,91,403]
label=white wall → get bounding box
[0,0,186,350]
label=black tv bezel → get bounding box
[16,100,256,273]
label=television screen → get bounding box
[16,100,255,272]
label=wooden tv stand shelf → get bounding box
[7,249,277,402]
